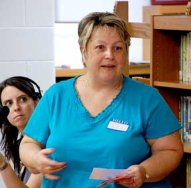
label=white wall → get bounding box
[55,0,150,22]
[0,0,55,93]
[0,0,55,186]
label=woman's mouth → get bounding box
[101,64,115,68]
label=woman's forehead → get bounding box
[1,86,26,101]
[91,26,121,40]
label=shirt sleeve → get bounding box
[23,90,51,145]
[144,88,181,139]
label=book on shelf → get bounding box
[185,1,191,15]
[179,32,191,82]
[180,96,191,142]
[186,156,191,188]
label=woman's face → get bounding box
[82,26,127,82]
[1,86,38,131]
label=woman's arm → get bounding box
[26,174,42,188]
[140,130,184,182]
[19,135,67,180]
[0,163,28,188]
[19,135,44,174]
[0,153,42,188]
[117,130,183,187]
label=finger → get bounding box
[44,173,60,180]
[41,148,54,154]
[119,182,136,188]
[46,161,66,171]
[44,163,66,173]
[114,175,133,182]
[116,176,135,188]
[40,155,66,168]
[116,176,134,184]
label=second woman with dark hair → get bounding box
[0,76,42,188]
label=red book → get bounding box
[151,0,188,5]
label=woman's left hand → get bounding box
[115,165,147,188]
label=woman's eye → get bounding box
[96,45,105,50]
[114,46,123,51]
[20,96,28,103]
[4,101,12,108]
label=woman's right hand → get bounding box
[34,148,66,180]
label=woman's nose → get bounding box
[13,102,20,111]
[105,48,114,59]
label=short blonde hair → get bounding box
[78,12,131,51]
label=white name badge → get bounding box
[107,121,129,131]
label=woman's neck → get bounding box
[79,74,124,92]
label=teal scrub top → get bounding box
[24,76,181,188]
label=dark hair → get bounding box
[0,76,42,179]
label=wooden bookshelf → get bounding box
[151,14,191,187]
[142,5,186,61]
[115,2,191,187]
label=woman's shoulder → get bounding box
[124,76,156,93]
[124,76,166,104]
[123,76,163,101]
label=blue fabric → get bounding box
[24,76,180,188]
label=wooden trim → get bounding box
[132,77,151,85]
[143,5,186,18]
[129,63,150,76]
[154,15,191,30]
[128,22,151,39]
[114,1,128,22]
[56,64,150,78]
[56,68,86,77]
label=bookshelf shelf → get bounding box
[184,142,191,154]
[154,15,191,31]
[154,81,191,90]
[55,63,150,78]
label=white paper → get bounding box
[89,168,126,180]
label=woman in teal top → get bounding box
[19,12,183,188]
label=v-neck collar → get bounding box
[72,76,129,122]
